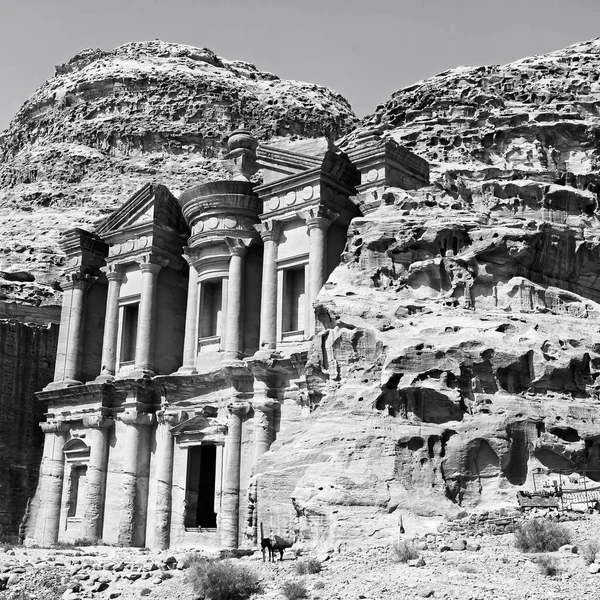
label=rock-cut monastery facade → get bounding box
[24,130,429,549]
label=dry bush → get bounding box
[457,564,477,573]
[187,559,262,600]
[391,540,419,563]
[73,537,98,547]
[514,519,570,553]
[313,580,325,590]
[537,554,559,576]
[294,559,322,575]
[281,580,309,600]
[582,540,600,565]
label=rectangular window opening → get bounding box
[67,465,87,519]
[283,267,305,333]
[200,281,223,338]
[184,445,217,529]
[120,303,139,363]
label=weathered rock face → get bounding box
[0,40,357,304]
[359,37,600,195]
[0,320,57,537]
[254,39,600,547]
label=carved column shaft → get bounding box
[53,276,90,385]
[224,243,248,360]
[83,417,113,540]
[98,270,123,380]
[117,412,153,546]
[221,403,249,548]
[306,217,332,335]
[252,385,280,462]
[258,227,280,350]
[134,262,162,373]
[38,422,70,545]
[154,413,177,549]
[179,263,199,374]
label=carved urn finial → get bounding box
[224,129,259,181]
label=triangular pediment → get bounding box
[96,183,188,239]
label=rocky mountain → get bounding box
[0,40,357,305]
[4,36,600,546]
[254,38,600,545]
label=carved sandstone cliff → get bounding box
[0,320,57,537]
[0,40,357,305]
[253,38,600,547]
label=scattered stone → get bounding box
[408,557,426,568]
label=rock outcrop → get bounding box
[254,38,600,547]
[6,35,600,549]
[0,40,357,305]
[0,320,57,537]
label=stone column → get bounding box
[97,267,124,381]
[256,223,281,351]
[51,274,90,386]
[220,402,250,548]
[154,412,178,550]
[82,415,113,541]
[252,384,280,462]
[134,259,163,374]
[300,210,336,335]
[117,411,154,546]
[223,239,249,361]
[178,259,199,374]
[37,421,70,545]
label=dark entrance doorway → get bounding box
[184,444,217,528]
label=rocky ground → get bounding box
[2,509,600,600]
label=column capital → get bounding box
[101,263,125,282]
[297,207,339,232]
[254,221,282,244]
[225,237,253,257]
[252,399,280,414]
[119,411,155,426]
[136,254,167,273]
[40,420,70,434]
[82,415,115,429]
[156,410,187,426]
[62,272,93,291]
[227,401,251,417]
[182,246,202,268]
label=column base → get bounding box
[94,372,115,383]
[44,378,84,391]
[116,369,156,380]
[253,348,282,361]
[176,365,198,375]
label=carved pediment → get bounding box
[96,183,189,239]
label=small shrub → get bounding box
[457,564,477,573]
[188,559,262,600]
[537,554,559,576]
[73,537,98,547]
[294,558,322,575]
[52,541,76,550]
[392,540,419,563]
[140,589,151,597]
[582,540,600,565]
[0,533,21,550]
[281,580,308,600]
[514,519,570,553]
[313,580,325,590]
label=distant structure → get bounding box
[24,130,428,549]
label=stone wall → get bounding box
[0,319,58,538]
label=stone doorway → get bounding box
[184,444,217,529]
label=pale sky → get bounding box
[1,0,600,131]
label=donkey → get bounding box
[261,525,294,562]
